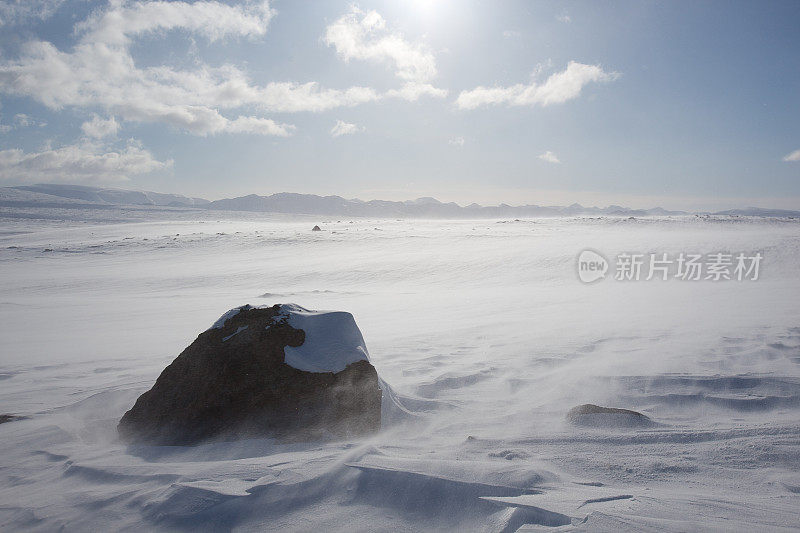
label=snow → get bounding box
[221,325,248,342]
[1,208,800,531]
[207,303,369,372]
[280,303,370,373]
[210,305,250,329]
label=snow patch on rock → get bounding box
[210,305,252,329]
[222,325,248,342]
[279,303,370,373]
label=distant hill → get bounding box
[0,184,209,208]
[205,192,688,218]
[711,207,800,218]
[2,183,799,218]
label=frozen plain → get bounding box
[1,206,799,532]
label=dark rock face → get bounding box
[566,404,653,428]
[312,225,322,231]
[118,305,382,445]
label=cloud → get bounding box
[225,116,294,136]
[502,30,521,39]
[0,0,66,27]
[251,82,379,112]
[448,137,465,147]
[0,1,386,136]
[530,59,553,78]
[0,140,171,183]
[81,115,119,139]
[0,105,8,133]
[75,113,288,140]
[385,82,447,101]
[456,61,618,110]
[538,150,560,164]
[0,112,46,132]
[330,120,361,137]
[75,0,275,46]
[556,14,572,23]
[783,149,800,162]
[13,113,46,128]
[14,114,33,127]
[324,6,442,87]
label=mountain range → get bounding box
[1,183,798,218]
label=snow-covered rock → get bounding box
[118,304,381,444]
[208,304,370,373]
[566,404,654,428]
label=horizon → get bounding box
[0,1,799,210]
[7,181,800,214]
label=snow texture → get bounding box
[1,207,800,532]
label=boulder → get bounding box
[118,304,382,445]
[566,404,653,428]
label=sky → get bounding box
[0,0,798,210]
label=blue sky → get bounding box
[0,0,798,209]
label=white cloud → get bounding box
[502,30,520,39]
[81,115,119,139]
[330,120,362,138]
[250,82,380,112]
[0,104,8,132]
[0,0,66,27]
[456,61,618,110]
[0,140,171,183]
[448,137,465,147]
[0,0,387,136]
[0,112,46,132]
[783,149,800,162]
[385,82,447,101]
[538,150,560,164]
[14,113,33,127]
[75,0,275,46]
[530,59,553,78]
[556,14,572,23]
[324,6,443,90]
[224,116,294,136]
[14,113,46,128]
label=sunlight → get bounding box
[403,0,451,20]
